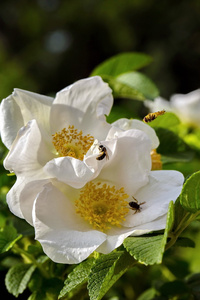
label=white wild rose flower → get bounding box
[0,76,158,221]
[145,89,200,127]
[0,76,184,263]
[32,126,183,263]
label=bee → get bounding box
[96,145,109,161]
[143,110,165,123]
[129,197,145,214]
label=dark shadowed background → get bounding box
[0,0,200,101]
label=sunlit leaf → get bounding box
[91,52,152,77]
[116,71,159,100]
[103,75,145,101]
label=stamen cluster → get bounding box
[75,181,130,232]
[52,125,94,160]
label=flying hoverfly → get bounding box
[143,110,165,123]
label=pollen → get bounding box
[52,125,94,160]
[151,149,162,170]
[75,181,130,232]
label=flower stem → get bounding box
[13,244,50,278]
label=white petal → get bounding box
[0,89,53,149]
[129,214,167,234]
[6,175,48,224]
[99,128,152,195]
[4,119,54,175]
[112,118,159,149]
[144,97,171,113]
[33,183,106,263]
[44,156,96,188]
[123,170,184,227]
[19,179,49,225]
[50,77,113,140]
[6,176,25,219]
[170,89,200,126]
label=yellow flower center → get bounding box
[52,125,94,160]
[151,149,162,170]
[75,181,130,232]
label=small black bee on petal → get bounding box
[129,197,145,214]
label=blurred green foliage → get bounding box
[0,0,200,101]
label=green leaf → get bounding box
[13,217,35,236]
[155,127,190,155]
[27,244,43,256]
[186,273,200,299]
[183,128,200,151]
[164,257,190,279]
[124,235,164,265]
[180,171,200,213]
[175,237,195,248]
[87,251,134,300]
[124,201,174,265]
[164,201,175,241]
[172,198,192,233]
[137,288,157,300]
[0,225,22,253]
[158,280,189,297]
[91,52,152,77]
[116,71,159,100]
[161,152,194,165]
[44,278,63,299]
[59,258,95,299]
[103,75,145,101]
[5,263,36,297]
[28,269,43,293]
[28,291,47,300]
